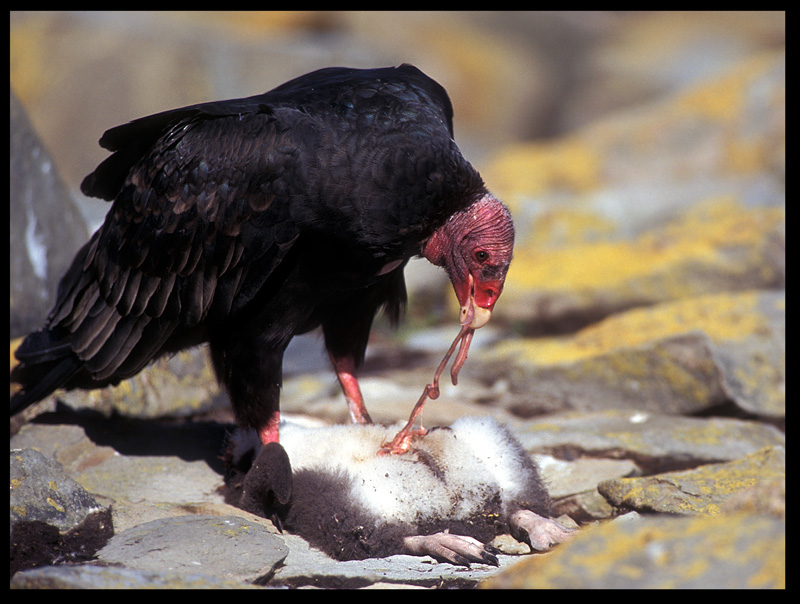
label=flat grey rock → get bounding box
[97,515,288,584]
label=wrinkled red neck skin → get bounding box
[422,194,514,312]
[423,195,513,263]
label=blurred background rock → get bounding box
[10,10,784,422]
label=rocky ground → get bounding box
[10,11,784,589]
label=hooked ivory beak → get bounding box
[460,274,492,329]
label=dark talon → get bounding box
[481,548,499,567]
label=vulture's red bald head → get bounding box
[423,195,514,328]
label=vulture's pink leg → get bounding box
[258,410,282,446]
[330,353,373,424]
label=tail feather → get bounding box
[14,328,71,363]
[11,357,83,415]
[10,329,83,416]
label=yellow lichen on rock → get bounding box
[504,197,783,300]
[486,137,602,203]
[490,290,768,367]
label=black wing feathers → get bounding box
[81,102,276,201]
[28,110,302,388]
[12,64,472,409]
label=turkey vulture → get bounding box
[11,64,514,457]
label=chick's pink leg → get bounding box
[379,325,474,455]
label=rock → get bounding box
[497,198,784,334]
[487,331,726,416]
[553,490,616,524]
[711,292,785,418]
[598,445,785,516]
[552,12,786,133]
[96,515,288,584]
[9,422,116,475]
[10,448,113,576]
[270,531,517,589]
[722,475,785,519]
[515,410,784,474]
[77,454,225,506]
[9,90,89,338]
[10,564,260,589]
[52,346,223,419]
[536,454,638,522]
[10,416,229,520]
[489,51,785,201]
[481,290,785,419]
[486,52,785,331]
[536,453,640,499]
[9,405,785,587]
[480,512,785,589]
[10,418,240,536]
[519,413,783,523]
[10,448,103,532]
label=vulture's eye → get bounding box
[474,250,489,263]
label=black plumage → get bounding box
[11,64,514,459]
[224,417,574,564]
